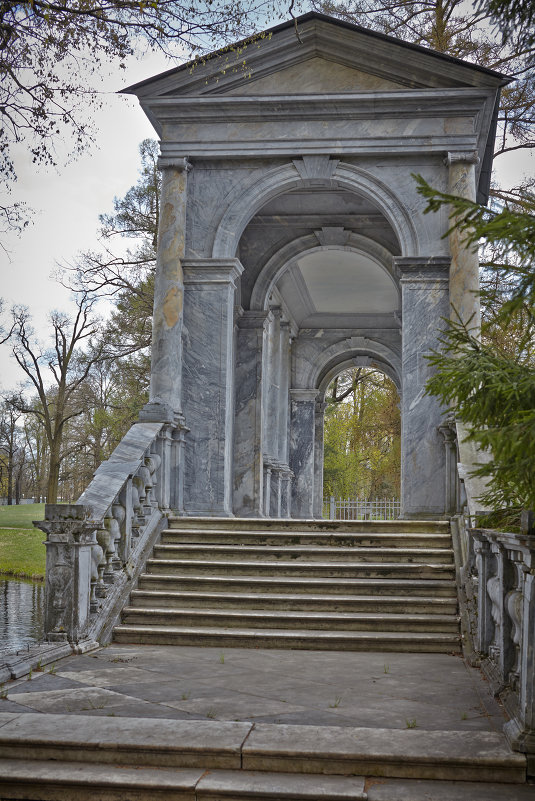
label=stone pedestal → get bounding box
[149,159,189,414]
[395,257,450,518]
[182,259,243,516]
[290,389,318,519]
[37,505,98,644]
[233,311,270,517]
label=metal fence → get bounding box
[323,496,401,521]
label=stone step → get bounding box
[121,606,461,633]
[0,713,525,786]
[112,624,461,653]
[0,761,367,800]
[129,589,459,614]
[145,558,455,580]
[162,529,453,549]
[153,543,455,564]
[136,573,458,597]
[168,517,451,535]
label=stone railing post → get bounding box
[37,505,98,645]
[503,537,535,773]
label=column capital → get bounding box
[157,157,192,172]
[182,258,244,287]
[237,310,272,330]
[290,389,318,402]
[394,257,450,283]
[444,151,480,166]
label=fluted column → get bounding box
[148,158,190,418]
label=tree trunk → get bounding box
[47,440,62,504]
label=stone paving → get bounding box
[0,643,507,733]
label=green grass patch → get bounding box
[0,527,46,580]
[0,503,45,530]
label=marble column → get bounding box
[233,310,270,517]
[445,151,481,334]
[278,321,291,466]
[395,257,450,518]
[266,306,282,461]
[148,158,190,419]
[313,401,326,519]
[290,389,318,519]
[182,258,243,516]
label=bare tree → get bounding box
[7,293,104,503]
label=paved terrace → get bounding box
[0,645,506,731]
[2,644,535,799]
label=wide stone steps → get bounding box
[145,558,454,579]
[129,589,459,614]
[0,713,527,799]
[113,624,460,651]
[162,529,452,549]
[168,517,450,534]
[153,543,454,563]
[115,518,461,653]
[121,606,460,633]
[137,573,457,597]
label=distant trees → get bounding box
[323,368,401,499]
[6,294,104,503]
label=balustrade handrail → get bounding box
[35,418,185,648]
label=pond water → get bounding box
[0,577,45,656]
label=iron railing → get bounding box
[323,496,401,520]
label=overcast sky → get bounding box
[0,42,533,393]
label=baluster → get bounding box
[505,548,524,691]
[473,532,494,654]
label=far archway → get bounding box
[322,366,401,520]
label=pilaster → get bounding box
[182,258,243,516]
[395,257,450,518]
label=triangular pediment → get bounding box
[124,12,509,99]
[224,56,406,95]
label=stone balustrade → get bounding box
[36,420,184,648]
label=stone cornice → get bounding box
[290,389,319,402]
[182,258,243,286]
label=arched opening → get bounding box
[322,365,401,520]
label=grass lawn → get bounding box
[0,503,45,529]
[0,528,46,580]
[0,505,46,579]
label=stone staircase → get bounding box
[114,517,461,653]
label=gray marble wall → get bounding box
[182,259,243,516]
[396,257,450,518]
